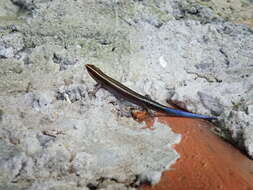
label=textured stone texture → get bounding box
[0,0,253,189]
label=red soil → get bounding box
[134,112,253,190]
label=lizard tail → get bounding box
[162,107,217,120]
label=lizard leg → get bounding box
[130,104,155,120]
[144,94,152,100]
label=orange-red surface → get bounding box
[134,112,253,190]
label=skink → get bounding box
[85,64,216,120]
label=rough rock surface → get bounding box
[0,0,253,189]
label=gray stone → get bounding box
[0,109,3,122]
[197,91,224,116]
[0,141,33,184]
[1,0,253,189]
[0,46,14,58]
[56,85,86,103]
[0,33,24,58]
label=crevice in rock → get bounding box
[11,160,27,183]
[219,48,230,67]
[0,109,3,122]
[174,0,220,24]
[186,71,223,83]
[86,176,138,190]
[10,0,36,16]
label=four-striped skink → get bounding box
[85,64,216,120]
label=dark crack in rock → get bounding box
[10,0,37,13]
[174,0,219,23]
[0,109,3,122]
[36,133,56,148]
